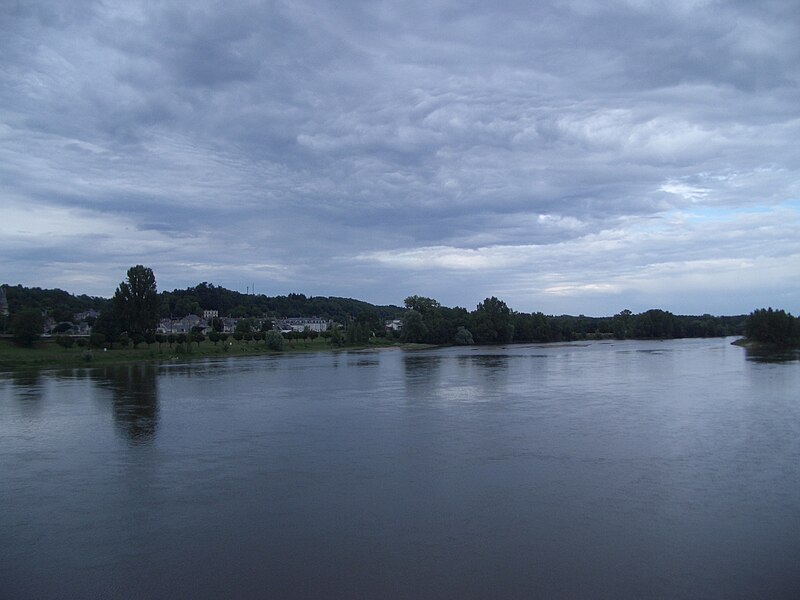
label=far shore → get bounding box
[0,336,439,372]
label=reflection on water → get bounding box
[93,364,159,444]
[470,353,510,370]
[745,346,800,363]
[7,371,45,417]
[403,353,441,384]
[403,353,443,379]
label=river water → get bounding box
[1,338,799,599]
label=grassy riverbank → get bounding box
[0,336,416,371]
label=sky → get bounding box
[2,0,799,316]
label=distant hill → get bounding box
[1,282,405,323]
[158,283,405,321]
[3,284,110,323]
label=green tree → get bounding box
[11,309,44,347]
[471,297,514,343]
[345,321,369,345]
[401,310,428,343]
[113,265,159,336]
[190,331,205,347]
[329,323,345,347]
[746,308,799,346]
[404,295,439,314]
[612,309,633,340]
[89,332,106,349]
[118,333,130,348]
[633,309,676,339]
[454,326,474,345]
[93,310,121,348]
[235,318,256,334]
[265,330,284,351]
[403,295,456,343]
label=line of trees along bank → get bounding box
[1,265,764,349]
[399,296,748,345]
[2,279,405,327]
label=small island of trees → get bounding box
[744,308,800,348]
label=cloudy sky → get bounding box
[2,0,799,316]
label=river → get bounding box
[1,338,799,598]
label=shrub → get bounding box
[11,308,44,347]
[89,332,106,349]
[55,335,75,349]
[453,326,474,345]
[265,330,284,351]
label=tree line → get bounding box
[744,308,800,347]
[397,296,749,345]
[6,265,799,349]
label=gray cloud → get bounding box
[1,0,798,314]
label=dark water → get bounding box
[2,338,799,599]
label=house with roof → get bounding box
[385,319,403,331]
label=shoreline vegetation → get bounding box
[0,335,432,371]
[1,265,798,371]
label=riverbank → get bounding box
[0,337,429,371]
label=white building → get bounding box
[276,317,331,333]
[385,319,403,331]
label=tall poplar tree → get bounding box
[113,265,159,336]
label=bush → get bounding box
[453,326,474,345]
[89,332,106,349]
[11,308,44,347]
[265,330,284,351]
[55,335,75,349]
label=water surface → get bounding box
[2,338,799,598]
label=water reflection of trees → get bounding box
[93,364,159,444]
[8,370,44,412]
[403,354,442,398]
[745,347,800,364]
[470,354,511,371]
[403,354,442,376]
